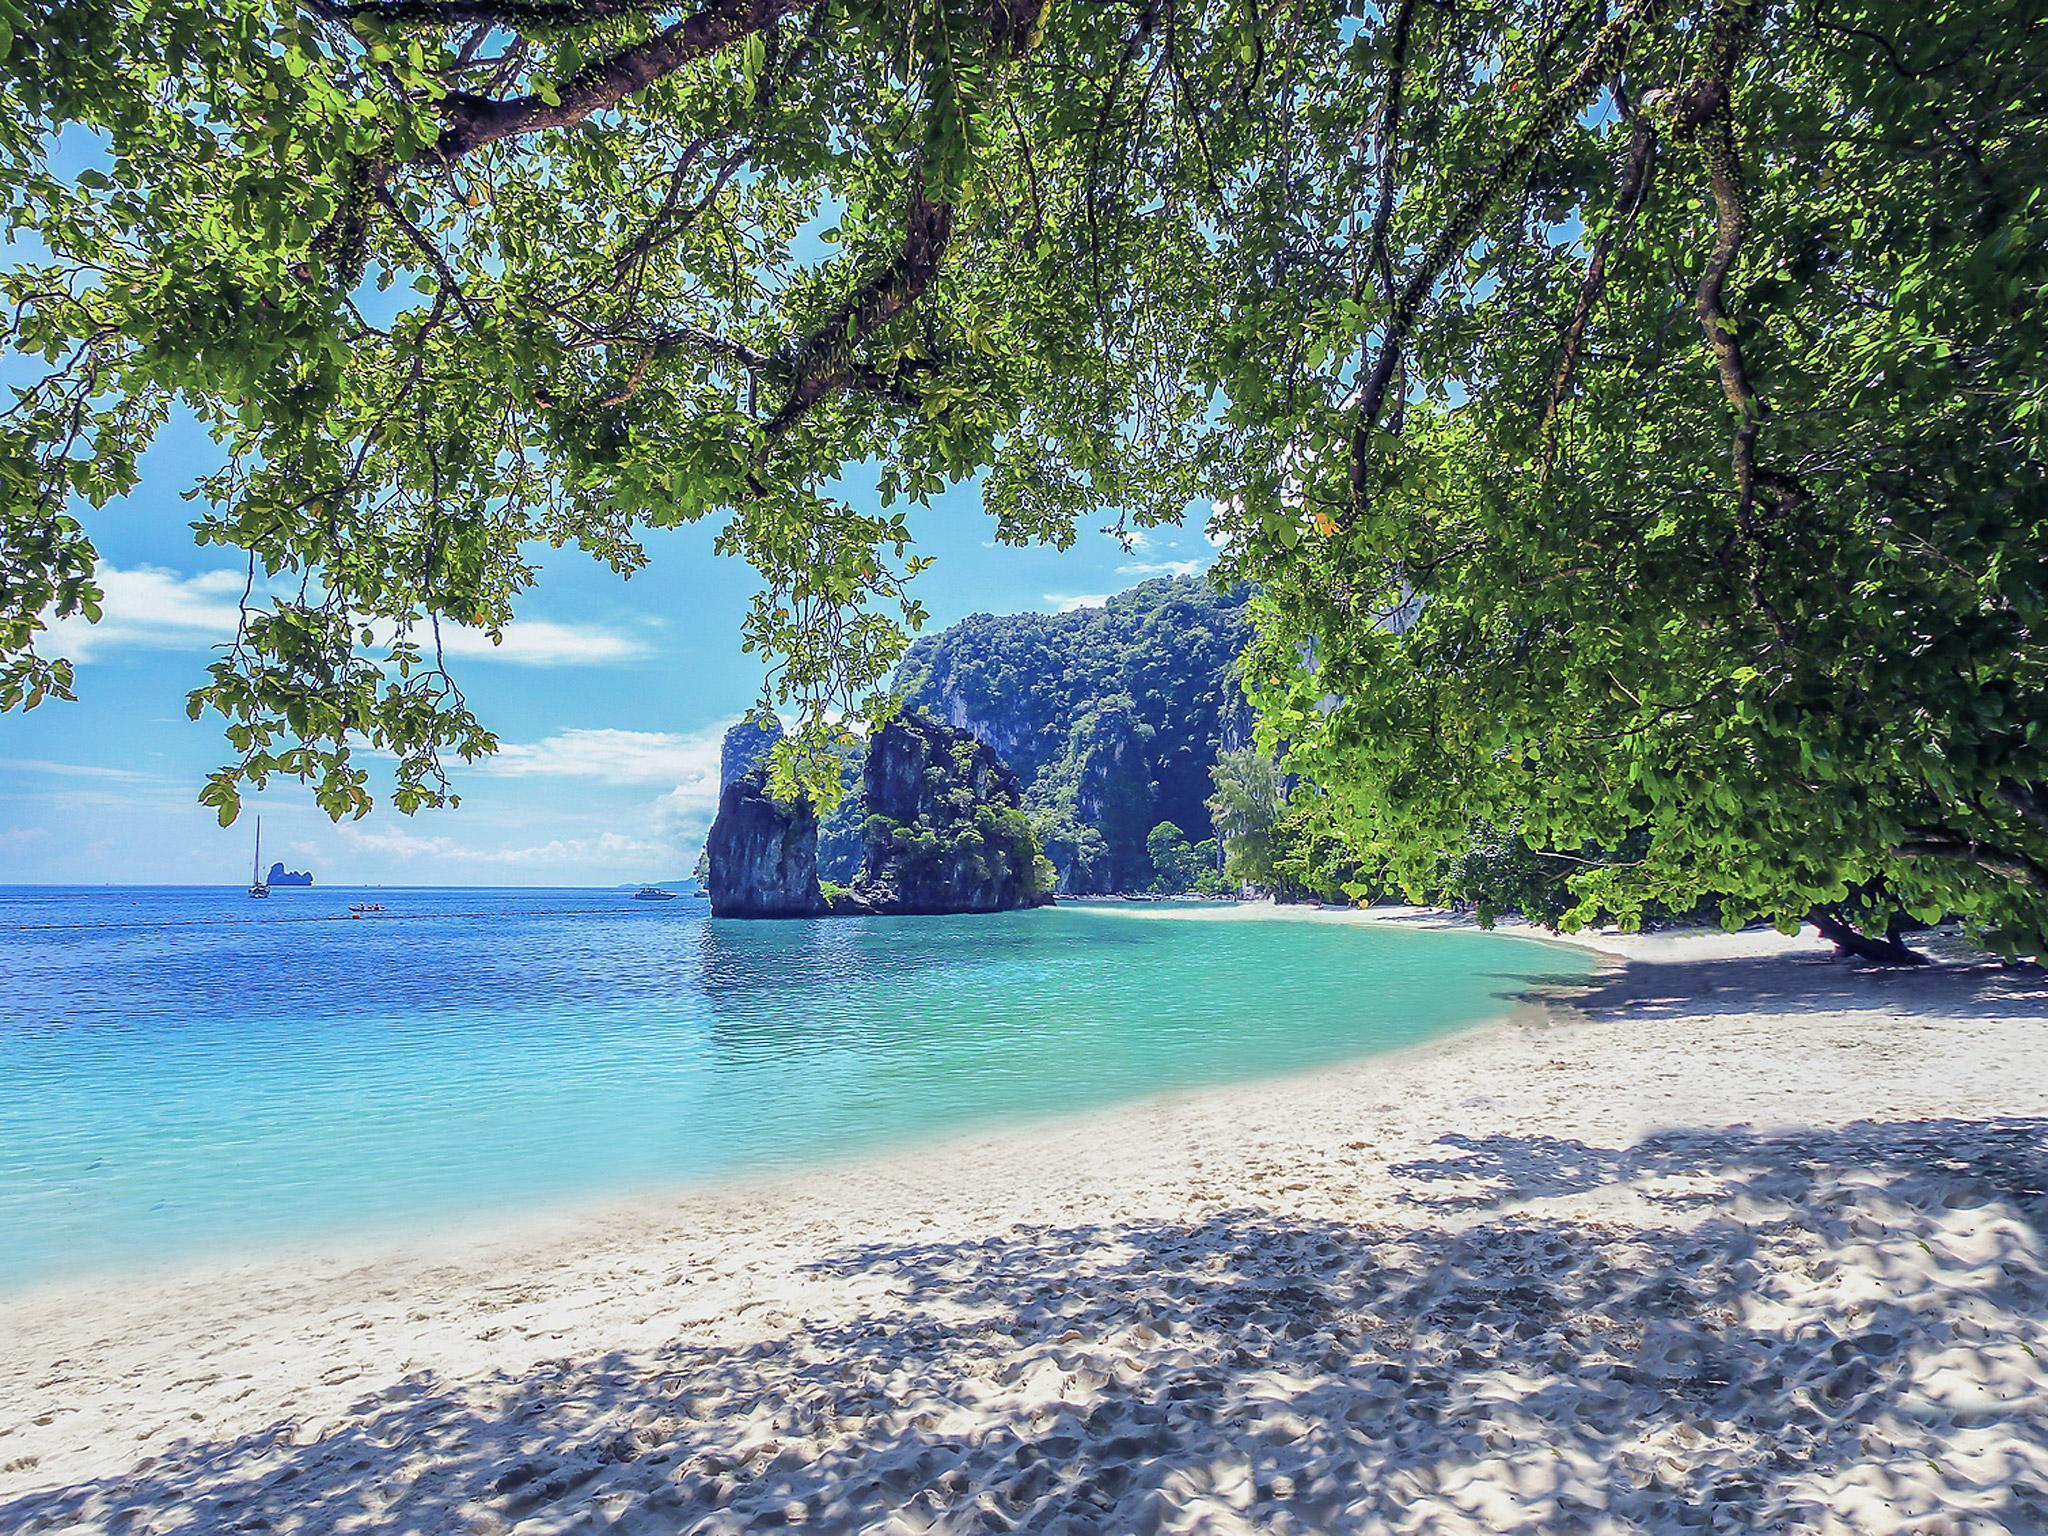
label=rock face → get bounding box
[894,575,1252,893]
[265,862,313,887]
[704,774,826,918]
[704,713,1051,919]
[719,716,785,791]
[711,717,865,885]
[842,714,1052,916]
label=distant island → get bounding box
[266,862,312,888]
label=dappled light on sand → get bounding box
[10,1116,2048,1534]
[5,929,2046,1535]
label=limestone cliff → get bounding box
[704,774,826,918]
[894,576,1251,893]
[837,714,1052,916]
[704,713,1051,919]
[719,716,784,791]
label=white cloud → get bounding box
[0,758,162,783]
[338,823,666,866]
[0,825,48,849]
[43,565,246,659]
[476,726,725,788]
[1044,593,1111,614]
[44,563,651,667]
[427,619,650,667]
[652,781,718,840]
[1117,558,1207,579]
[336,721,736,871]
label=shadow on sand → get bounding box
[11,1108,2048,1534]
[1565,944,2048,1025]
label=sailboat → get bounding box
[247,815,270,899]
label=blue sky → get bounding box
[0,404,1216,886]
[1,129,1221,886]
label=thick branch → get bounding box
[301,0,811,291]
[1674,0,1811,524]
[1355,0,1419,437]
[1896,833,2048,893]
[1361,0,1419,307]
[1809,904,1929,965]
[1695,99,1760,513]
[760,180,954,447]
[310,0,675,24]
[435,0,816,159]
[746,0,1049,450]
[1538,113,1658,480]
[1348,0,1669,513]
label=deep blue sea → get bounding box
[0,886,1592,1288]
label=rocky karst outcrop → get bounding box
[705,713,1051,918]
[704,774,827,917]
[701,716,864,890]
[707,577,1248,902]
[719,715,785,792]
[893,576,1252,893]
[837,714,1052,916]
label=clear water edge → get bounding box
[0,887,1593,1291]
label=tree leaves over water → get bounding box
[2,0,1218,819]
[5,0,2047,950]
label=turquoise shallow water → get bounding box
[0,887,1591,1289]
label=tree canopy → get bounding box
[5,0,2046,950]
[4,0,1219,817]
[1226,0,2048,955]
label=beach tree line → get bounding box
[4,0,2044,952]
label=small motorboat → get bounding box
[633,888,679,901]
[348,902,385,917]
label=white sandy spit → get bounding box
[4,916,2047,1535]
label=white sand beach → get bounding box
[5,916,2047,1535]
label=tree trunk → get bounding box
[1809,905,1928,965]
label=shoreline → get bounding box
[7,920,2048,1531]
[0,902,1593,1307]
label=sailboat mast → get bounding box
[253,815,262,885]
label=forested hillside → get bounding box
[896,578,1251,893]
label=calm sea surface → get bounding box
[0,887,1591,1288]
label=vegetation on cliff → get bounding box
[846,713,1053,913]
[709,716,863,886]
[897,578,1250,893]
[706,711,1048,917]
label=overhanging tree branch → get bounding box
[759,175,954,448]
[433,0,818,158]
[1897,832,2048,894]
[308,0,678,24]
[1538,113,1659,481]
[1347,0,1669,516]
[1682,0,1768,518]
